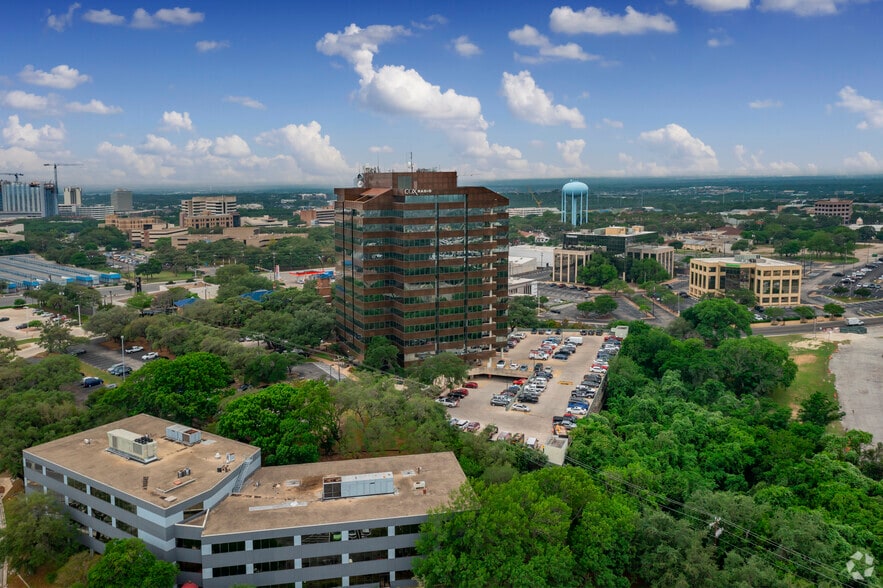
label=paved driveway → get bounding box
[828,326,883,444]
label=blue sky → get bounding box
[1,1,882,189]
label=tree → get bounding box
[857,226,876,242]
[854,286,872,297]
[134,258,162,278]
[363,336,400,372]
[87,538,178,588]
[97,352,231,425]
[793,305,816,321]
[725,287,756,308]
[775,239,802,257]
[669,240,684,249]
[216,273,274,302]
[823,303,844,317]
[730,239,752,252]
[578,252,618,286]
[407,352,469,388]
[85,305,139,340]
[764,306,785,324]
[38,321,82,354]
[603,278,631,297]
[626,258,669,284]
[126,292,154,310]
[0,492,78,574]
[508,296,540,328]
[798,391,845,427]
[716,336,797,396]
[13,297,26,307]
[680,298,753,347]
[217,381,336,464]
[831,285,849,295]
[578,294,618,316]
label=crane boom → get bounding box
[1,172,24,181]
[43,162,83,195]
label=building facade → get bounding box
[625,244,675,279]
[562,225,658,254]
[688,254,802,306]
[0,181,57,218]
[23,414,464,588]
[298,205,336,226]
[334,170,509,367]
[813,198,853,224]
[180,196,240,229]
[63,186,83,206]
[110,188,134,212]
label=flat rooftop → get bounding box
[695,256,801,267]
[202,452,466,536]
[25,414,260,509]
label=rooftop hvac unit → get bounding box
[106,429,158,464]
[322,471,394,500]
[165,424,202,446]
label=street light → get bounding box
[75,304,81,327]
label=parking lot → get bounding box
[444,330,609,445]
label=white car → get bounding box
[125,345,144,354]
[141,351,159,361]
[511,403,531,412]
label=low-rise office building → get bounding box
[688,254,802,306]
[24,414,465,588]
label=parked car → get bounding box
[141,351,159,361]
[436,397,459,408]
[81,377,103,388]
[125,345,144,354]
[15,323,28,329]
[490,396,510,406]
[496,360,506,368]
[511,403,531,412]
[0,316,9,322]
[463,381,479,388]
[465,421,481,432]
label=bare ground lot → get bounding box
[445,331,606,444]
[828,326,883,444]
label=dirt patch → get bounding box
[791,354,816,366]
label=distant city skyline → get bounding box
[2,1,883,189]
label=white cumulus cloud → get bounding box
[83,9,125,25]
[256,121,350,176]
[196,40,230,53]
[759,0,850,16]
[212,135,251,158]
[550,6,677,35]
[161,111,194,132]
[47,3,80,32]
[317,22,524,171]
[66,99,122,114]
[224,95,266,110]
[132,7,204,29]
[2,115,66,150]
[734,144,801,175]
[749,99,783,109]
[843,151,881,172]
[688,0,751,11]
[509,25,599,63]
[141,134,176,154]
[601,117,624,128]
[1,91,51,111]
[836,86,883,130]
[98,141,176,177]
[707,28,734,47]
[452,35,481,57]
[19,65,90,89]
[558,139,586,166]
[632,123,718,174]
[369,145,394,153]
[501,71,586,128]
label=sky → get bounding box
[1,1,883,190]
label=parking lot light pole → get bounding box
[75,304,81,327]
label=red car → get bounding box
[513,378,527,385]
[463,381,479,388]
[451,388,469,396]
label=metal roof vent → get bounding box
[165,424,202,446]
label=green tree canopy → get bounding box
[85,305,139,340]
[680,298,753,346]
[217,381,336,464]
[363,336,400,372]
[87,538,178,588]
[578,252,619,286]
[823,303,845,317]
[798,391,845,427]
[406,352,469,388]
[716,336,798,397]
[0,492,78,574]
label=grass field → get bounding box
[768,334,841,431]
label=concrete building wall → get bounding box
[688,255,802,306]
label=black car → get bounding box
[517,394,539,403]
[0,316,9,322]
[552,353,569,360]
[81,377,103,388]
[534,363,544,372]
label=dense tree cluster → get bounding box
[416,320,883,587]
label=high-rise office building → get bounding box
[0,181,57,217]
[334,169,509,367]
[63,186,82,205]
[179,195,239,229]
[110,188,134,212]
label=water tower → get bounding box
[561,180,589,226]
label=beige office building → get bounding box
[688,254,802,307]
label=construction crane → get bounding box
[528,188,543,208]
[1,172,24,181]
[43,162,83,195]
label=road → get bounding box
[753,316,883,336]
